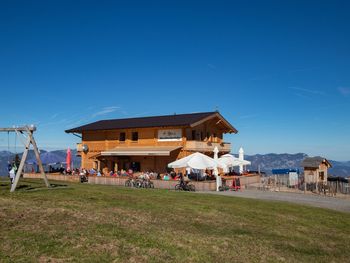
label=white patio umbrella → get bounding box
[218,153,251,171]
[168,152,225,192]
[168,152,219,170]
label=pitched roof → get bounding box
[65,111,238,134]
[301,156,332,168]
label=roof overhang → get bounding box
[323,159,332,168]
[190,112,238,134]
[65,111,238,134]
[99,146,182,157]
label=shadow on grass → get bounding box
[18,183,69,191]
[1,177,71,192]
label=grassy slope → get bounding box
[0,178,349,263]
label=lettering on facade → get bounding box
[158,129,182,141]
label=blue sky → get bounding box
[0,1,349,160]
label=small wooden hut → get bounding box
[301,156,332,184]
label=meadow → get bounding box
[0,178,349,262]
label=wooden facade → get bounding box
[67,112,237,174]
[302,157,332,184]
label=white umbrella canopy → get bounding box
[168,152,223,170]
[219,154,251,167]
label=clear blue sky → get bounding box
[0,1,349,160]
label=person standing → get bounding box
[7,161,12,173]
[9,167,16,184]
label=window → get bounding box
[319,171,325,181]
[132,132,138,141]
[130,162,140,172]
[192,130,196,140]
[119,132,126,142]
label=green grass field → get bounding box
[0,178,349,262]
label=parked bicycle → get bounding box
[80,174,88,183]
[175,181,195,191]
[138,178,154,189]
[125,178,141,188]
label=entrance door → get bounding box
[130,162,140,172]
[111,161,115,172]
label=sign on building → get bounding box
[158,129,182,141]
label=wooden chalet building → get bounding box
[65,111,238,174]
[301,156,332,184]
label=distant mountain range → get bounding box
[0,149,81,176]
[242,153,350,177]
[0,150,349,177]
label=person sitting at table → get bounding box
[170,171,176,179]
[163,173,170,181]
[89,168,96,175]
[183,173,190,183]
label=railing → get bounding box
[184,141,231,152]
[77,141,231,153]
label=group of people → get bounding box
[76,167,193,182]
[74,168,136,178]
[63,166,196,187]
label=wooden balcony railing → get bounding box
[184,141,231,152]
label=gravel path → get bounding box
[201,189,350,213]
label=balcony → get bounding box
[184,141,231,152]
